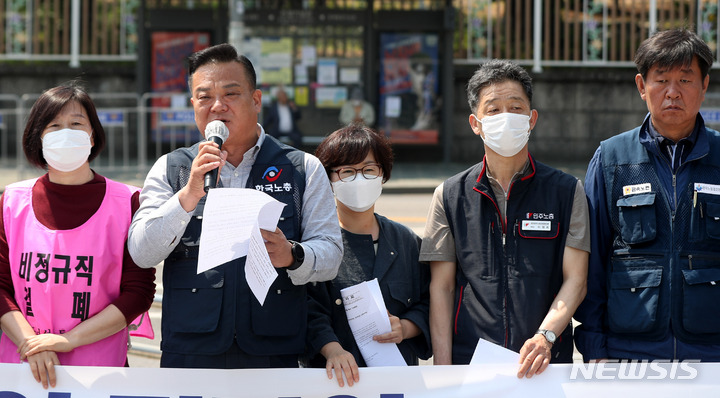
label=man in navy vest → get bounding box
[128,44,342,368]
[420,59,589,377]
[575,29,720,361]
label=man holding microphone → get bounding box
[128,43,342,369]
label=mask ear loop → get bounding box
[470,114,480,131]
[471,114,486,140]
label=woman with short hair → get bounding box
[0,82,155,389]
[305,123,431,387]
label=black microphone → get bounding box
[203,120,230,192]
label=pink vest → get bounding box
[0,177,140,366]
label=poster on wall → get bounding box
[259,37,293,85]
[379,33,440,144]
[301,45,317,66]
[241,38,262,71]
[317,58,338,85]
[151,32,210,143]
[315,86,347,108]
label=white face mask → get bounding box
[474,112,531,157]
[331,175,383,213]
[42,128,92,172]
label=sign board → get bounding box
[158,109,196,126]
[97,110,125,127]
[2,362,720,398]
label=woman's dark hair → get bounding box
[315,123,394,183]
[23,82,106,169]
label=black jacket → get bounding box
[305,214,431,367]
[263,101,303,147]
[443,156,577,364]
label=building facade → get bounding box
[0,0,718,166]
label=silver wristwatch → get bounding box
[536,329,557,344]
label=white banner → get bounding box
[1,362,720,397]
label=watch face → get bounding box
[293,241,305,261]
[546,330,556,343]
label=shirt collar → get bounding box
[646,116,699,148]
[485,158,532,185]
[246,123,265,162]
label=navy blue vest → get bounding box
[443,156,576,364]
[601,126,720,344]
[161,136,307,356]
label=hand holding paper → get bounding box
[372,313,404,344]
[259,227,295,269]
[197,188,286,305]
[340,279,407,367]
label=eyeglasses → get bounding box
[331,163,382,182]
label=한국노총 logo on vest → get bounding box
[255,165,293,194]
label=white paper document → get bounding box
[197,188,286,305]
[470,337,520,365]
[340,279,407,367]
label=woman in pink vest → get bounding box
[0,83,155,389]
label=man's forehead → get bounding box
[650,58,699,75]
[480,80,528,100]
[193,82,243,92]
[483,94,528,103]
[191,62,248,89]
[481,90,529,105]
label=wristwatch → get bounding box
[288,240,305,270]
[536,329,557,344]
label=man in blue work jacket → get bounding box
[575,28,720,361]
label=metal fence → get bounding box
[0,91,342,184]
[1,91,206,183]
[453,0,720,70]
[3,89,720,181]
[2,1,718,69]
[0,0,140,65]
[0,94,21,170]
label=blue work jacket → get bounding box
[575,115,720,361]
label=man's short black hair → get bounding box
[634,28,714,79]
[466,59,533,113]
[187,43,257,90]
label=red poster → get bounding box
[378,33,440,145]
[151,32,210,142]
[152,32,210,93]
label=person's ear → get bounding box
[635,74,647,101]
[529,109,538,131]
[469,114,483,138]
